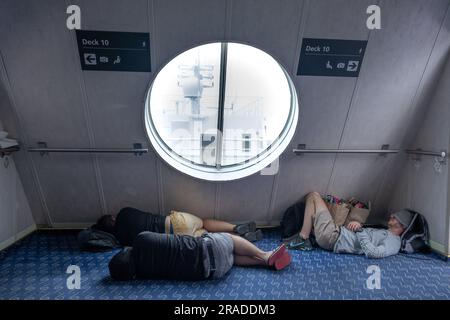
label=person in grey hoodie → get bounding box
[295,192,412,258]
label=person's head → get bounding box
[95,214,116,234]
[108,247,135,281]
[388,210,413,236]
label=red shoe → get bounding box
[268,244,286,266]
[274,251,291,271]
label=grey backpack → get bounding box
[400,210,430,254]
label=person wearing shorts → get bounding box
[93,207,263,246]
[167,210,208,237]
[293,192,407,258]
[108,231,291,281]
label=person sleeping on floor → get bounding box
[290,192,412,258]
[108,231,291,281]
[93,207,263,246]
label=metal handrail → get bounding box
[28,142,148,156]
[293,144,398,155]
[293,149,399,154]
[405,149,447,159]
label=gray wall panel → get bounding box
[15,173,35,232]
[340,0,449,149]
[72,0,160,217]
[80,73,152,146]
[303,0,374,39]
[9,151,48,225]
[31,153,102,223]
[288,78,358,150]
[376,8,450,222]
[270,154,335,222]
[0,75,48,225]
[152,0,228,69]
[228,0,304,69]
[410,158,448,247]
[388,10,450,252]
[73,0,149,32]
[161,161,216,219]
[216,173,275,224]
[328,0,449,221]
[271,0,372,221]
[0,1,103,224]
[327,154,392,205]
[0,0,91,146]
[96,154,159,216]
[414,59,450,151]
[0,151,16,242]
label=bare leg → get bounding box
[234,255,267,266]
[229,234,271,263]
[299,192,328,239]
[203,219,236,233]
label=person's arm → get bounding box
[355,229,400,259]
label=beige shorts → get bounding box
[167,210,207,237]
[314,209,341,251]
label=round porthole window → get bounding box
[145,42,298,181]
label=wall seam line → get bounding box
[266,0,309,224]
[325,0,380,194]
[149,0,165,215]
[0,51,53,226]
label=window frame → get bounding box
[144,42,299,181]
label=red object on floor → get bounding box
[274,251,292,271]
[268,244,286,266]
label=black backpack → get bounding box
[77,227,119,252]
[280,201,305,240]
[400,210,430,254]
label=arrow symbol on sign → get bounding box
[346,60,359,71]
[84,53,97,65]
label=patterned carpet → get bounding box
[0,229,449,300]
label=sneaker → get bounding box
[286,235,314,251]
[243,229,263,242]
[233,222,256,236]
[268,244,287,266]
[274,251,292,271]
[282,233,301,244]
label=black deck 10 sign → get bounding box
[76,30,151,72]
[297,38,367,77]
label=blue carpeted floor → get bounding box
[0,229,449,300]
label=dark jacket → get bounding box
[132,232,206,280]
[114,207,166,246]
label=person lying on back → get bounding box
[94,207,262,246]
[292,192,412,258]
